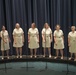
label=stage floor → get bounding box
[0,55,76,66]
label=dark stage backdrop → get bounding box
[0,0,76,56]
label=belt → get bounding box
[31,36,36,37]
[46,36,50,37]
[56,37,61,38]
[15,36,21,37]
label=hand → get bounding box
[68,43,70,47]
[14,41,16,44]
[50,39,52,42]
[4,40,7,43]
[63,39,64,43]
[22,39,24,43]
[37,39,39,43]
[43,39,45,43]
[55,41,57,45]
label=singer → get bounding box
[42,23,52,58]
[28,23,39,58]
[0,26,10,60]
[68,26,76,61]
[54,25,64,59]
[13,23,24,58]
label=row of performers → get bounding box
[0,23,76,61]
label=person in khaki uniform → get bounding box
[42,23,52,58]
[0,26,10,60]
[13,23,24,58]
[28,23,39,58]
[54,25,64,59]
[68,26,76,61]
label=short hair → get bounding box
[55,24,61,29]
[44,23,49,28]
[2,25,6,30]
[31,23,36,28]
[15,23,20,28]
[71,26,75,30]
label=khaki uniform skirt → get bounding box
[54,37,64,50]
[29,34,39,49]
[42,34,51,48]
[69,37,76,53]
[1,37,10,51]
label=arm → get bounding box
[42,34,45,42]
[42,29,45,42]
[37,29,39,42]
[37,34,39,42]
[1,36,6,43]
[62,35,64,42]
[50,33,52,42]
[13,29,16,44]
[54,31,57,44]
[54,36,57,44]
[22,33,24,43]
[28,29,30,43]
[0,32,6,43]
[13,35,16,44]
[62,30,64,42]
[68,37,70,46]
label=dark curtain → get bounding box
[0,0,76,56]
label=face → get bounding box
[45,23,49,29]
[31,23,35,29]
[16,23,20,29]
[71,26,75,31]
[2,26,5,30]
[56,25,60,30]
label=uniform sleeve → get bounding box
[6,30,8,35]
[28,28,30,35]
[36,28,39,34]
[12,29,15,35]
[21,28,24,34]
[50,28,52,34]
[68,32,70,38]
[61,30,63,36]
[42,28,45,34]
